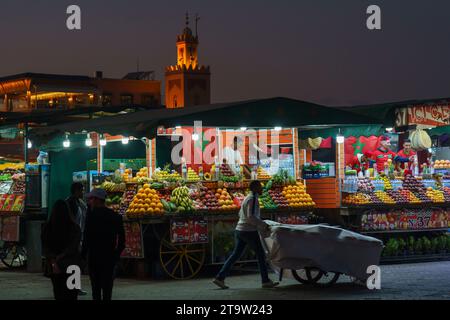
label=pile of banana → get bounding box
[170,186,194,212]
[100,181,126,192]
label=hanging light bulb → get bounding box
[192,133,200,141]
[27,140,32,149]
[240,127,247,131]
[122,136,129,144]
[99,135,107,146]
[336,134,345,144]
[85,133,93,147]
[274,126,282,131]
[63,134,71,148]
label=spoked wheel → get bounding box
[306,268,340,287]
[159,231,206,280]
[291,268,322,284]
[1,244,27,269]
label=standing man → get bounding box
[395,139,416,171]
[222,136,251,177]
[66,182,88,296]
[371,136,397,173]
[348,151,373,174]
[82,188,125,301]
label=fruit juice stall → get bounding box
[28,97,383,279]
[302,127,450,263]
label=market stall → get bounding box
[0,161,27,268]
[28,97,384,279]
[299,121,450,263]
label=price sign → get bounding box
[0,216,20,242]
[170,218,208,244]
[121,222,144,259]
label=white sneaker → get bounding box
[262,280,279,288]
[213,278,229,289]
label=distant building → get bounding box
[165,14,211,108]
[0,71,161,112]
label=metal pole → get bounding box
[292,128,298,180]
[24,123,29,164]
[97,133,103,173]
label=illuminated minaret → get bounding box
[165,13,211,108]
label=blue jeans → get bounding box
[216,230,269,283]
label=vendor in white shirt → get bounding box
[222,136,251,177]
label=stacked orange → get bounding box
[282,182,315,208]
[215,188,239,211]
[126,184,164,217]
[343,193,370,205]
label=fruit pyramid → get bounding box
[126,184,163,217]
[121,168,133,183]
[374,191,396,204]
[257,167,271,180]
[399,189,421,204]
[215,188,238,211]
[187,167,201,182]
[343,193,370,206]
[282,182,315,208]
[426,188,445,203]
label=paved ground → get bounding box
[1,261,450,300]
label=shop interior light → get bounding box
[336,134,345,144]
[175,126,181,129]
[274,126,282,131]
[385,127,393,133]
[27,140,32,149]
[240,127,247,131]
[122,136,129,144]
[85,133,93,147]
[192,133,200,141]
[63,134,71,148]
[99,135,107,146]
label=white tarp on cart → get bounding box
[262,221,383,281]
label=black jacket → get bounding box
[42,222,81,271]
[82,206,125,265]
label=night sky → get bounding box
[1,0,449,106]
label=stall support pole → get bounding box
[292,128,299,179]
[97,133,103,173]
[146,138,154,178]
[336,138,345,207]
[24,123,29,164]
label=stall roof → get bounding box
[0,104,163,127]
[337,96,450,127]
[29,97,383,145]
[428,125,450,136]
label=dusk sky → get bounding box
[1,0,449,106]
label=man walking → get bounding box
[82,188,125,301]
[213,180,279,289]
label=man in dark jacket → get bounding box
[82,188,125,301]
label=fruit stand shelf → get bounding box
[362,228,449,235]
[342,203,450,212]
[123,208,314,223]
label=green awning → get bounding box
[428,125,450,136]
[30,97,383,147]
[298,125,384,139]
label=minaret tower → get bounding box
[165,13,211,108]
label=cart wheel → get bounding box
[291,268,322,284]
[159,231,206,280]
[306,268,340,287]
[1,244,27,269]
